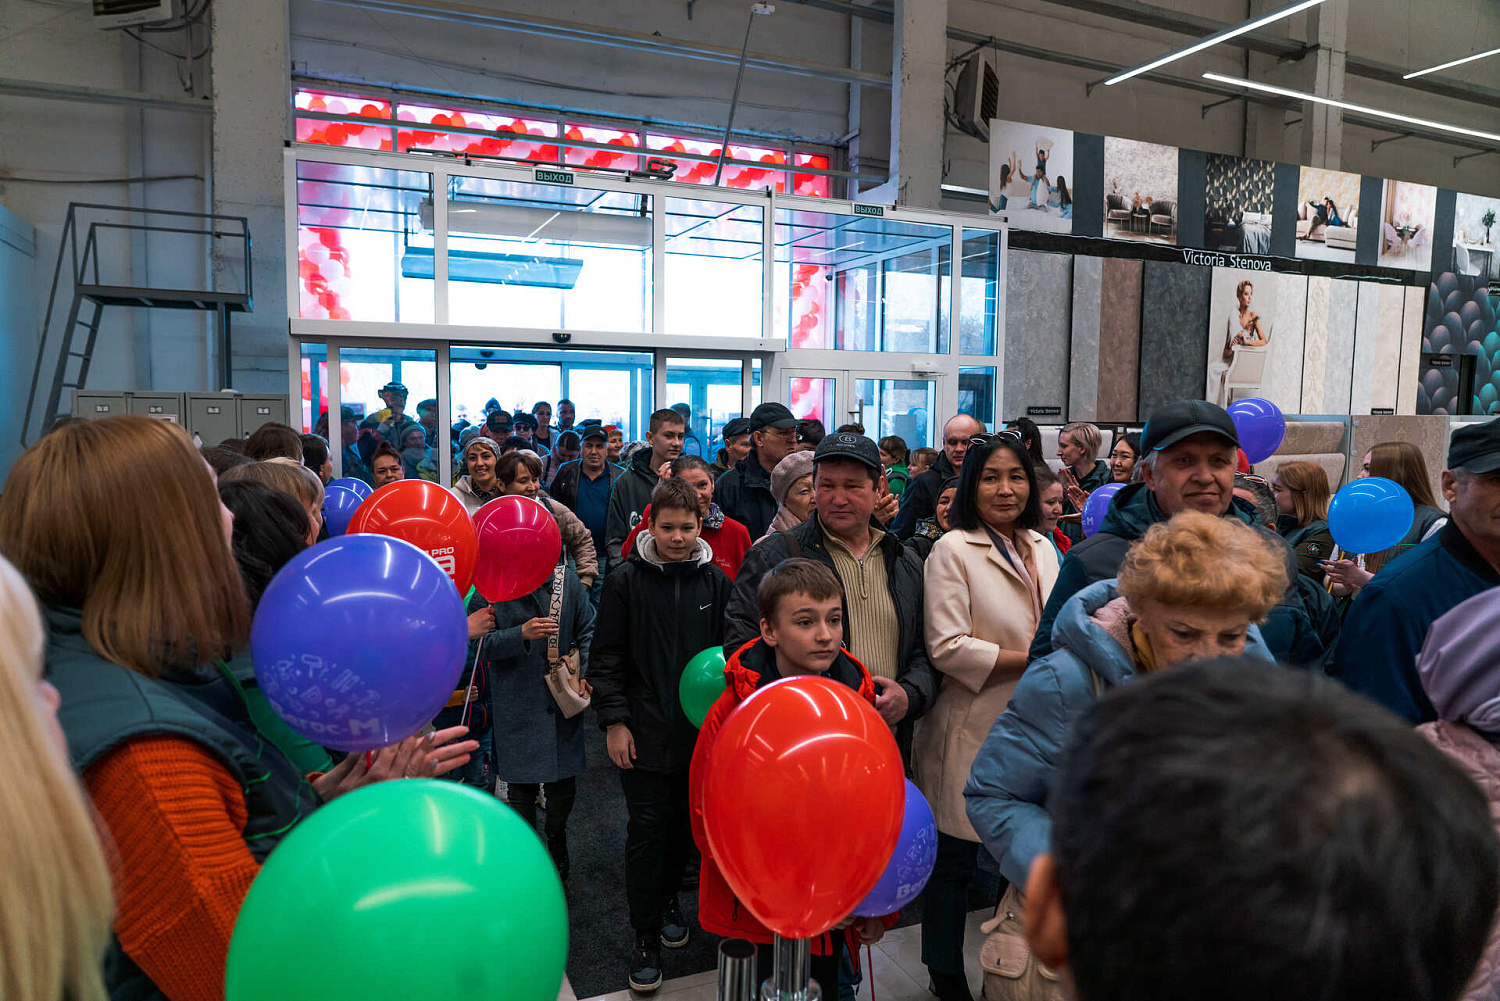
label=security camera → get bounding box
[479,349,495,358]
[553,331,572,344]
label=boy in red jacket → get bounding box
[689,558,894,994]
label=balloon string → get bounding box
[866,944,875,1001]
[365,751,372,768]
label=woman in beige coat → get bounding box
[914,433,1058,1001]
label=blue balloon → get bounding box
[1226,397,1286,465]
[252,535,468,752]
[329,477,373,501]
[852,780,937,917]
[1327,476,1415,555]
[1082,482,1126,538]
[322,485,364,537]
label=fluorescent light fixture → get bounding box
[1404,46,1500,80]
[1202,72,1500,143]
[417,199,652,249]
[1104,0,1326,86]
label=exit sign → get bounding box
[535,169,574,185]
[852,203,885,217]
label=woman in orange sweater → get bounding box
[0,417,477,1001]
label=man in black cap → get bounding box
[484,409,513,443]
[363,381,420,448]
[714,402,800,540]
[1329,417,1500,722]
[1028,400,1337,665]
[332,405,371,484]
[726,432,936,751]
[712,417,753,479]
[551,425,623,603]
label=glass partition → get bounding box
[774,208,952,352]
[664,197,765,338]
[959,229,1002,356]
[450,345,652,442]
[854,378,936,448]
[665,356,751,456]
[443,175,652,332]
[958,366,997,429]
[299,342,327,434]
[295,162,434,322]
[338,346,440,481]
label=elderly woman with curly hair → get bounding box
[965,510,1289,890]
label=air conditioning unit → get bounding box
[92,0,176,30]
[953,53,999,142]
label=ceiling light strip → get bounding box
[1103,0,1326,87]
[1202,72,1500,143]
[1403,46,1500,80]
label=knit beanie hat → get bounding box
[1416,588,1500,737]
[464,435,500,461]
[770,450,816,506]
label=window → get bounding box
[292,88,835,198]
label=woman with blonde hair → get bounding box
[221,456,326,544]
[1056,421,1109,545]
[966,511,1287,889]
[1271,461,1335,583]
[0,416,477,1001]
[1324,441,1448,592]
[0,555,114,1001]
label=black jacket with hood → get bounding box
[714,447,779,541]
[1026,481,1339,666]
[605,445,663,563]
[890,450,958,540]
[589,535,733,772]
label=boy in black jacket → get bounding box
[590,477,733,995]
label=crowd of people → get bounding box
[1,388,1499,1001]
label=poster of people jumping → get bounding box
[987,120,1074,234]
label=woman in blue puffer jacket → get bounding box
[964,511,1289,887]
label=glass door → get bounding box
[781,368,939,448]
[782,369,842,429]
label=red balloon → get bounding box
[347,480,478,595]
[472,496,561,603]
[703,675,904,938]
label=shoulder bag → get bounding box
[542,564,591,718]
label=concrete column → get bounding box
[884,0,947,208]
[211,0,290,392]
[1299,0,1347,169]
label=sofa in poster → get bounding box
[1294,166,1361,264]
[1103,137,1178,245]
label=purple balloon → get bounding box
[251,535,468,752]
[853,779,937,917]
[322,485,363,537]
[1226,398,1286,465]
[328,477,372,501]
[1082,482,1126,538]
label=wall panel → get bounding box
[1137,261,1211,419]
[1004,250,1074,417]
[1096,258,1142,421]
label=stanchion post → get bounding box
[761,934,819,1001]
[718,938,757,1001]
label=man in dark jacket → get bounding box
[590,478,733,993]
[606,408,686,563]
[890,414,985,539]
[727,432,937,759]
[1329,418,1500,722]
[551,426,624,584]
[715,402,799,541]
[1028,400,1337,666]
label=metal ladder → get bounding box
[21,202,253,445]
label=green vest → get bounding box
[45,607,319,1001]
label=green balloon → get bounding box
[679,645,728,728]
[226,780,567,1001]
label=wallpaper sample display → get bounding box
[1452,193,1500,282]
[1307,279,1360,412]
[1376,180,1438,272]
[1138,261,1211,419]
[1349,283,1406,413]
[1097,258,1143,421]
[1005,250,1075,416]
[1418,271,1500,415]
[1205,269,1304,410]
[1294,166,1362,264]
[1400,285,1426,414]
[1301,276,1331,411]
[989,120,1074,234]
[1103,138,1179,246]
[1069,255,1104,420]
[1203,154,1275,254]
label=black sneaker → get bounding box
[660,896,689,949]
[630,936,664,994]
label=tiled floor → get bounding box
[578,909,990,1001]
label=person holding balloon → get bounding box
[1329,419,1500,724]
[1270,461,1335,584]
[470,483,596,882]
[689,559,898,993]
[590,477,733,994]
[0,417,479,1001]
[1321,441,1448,594]
[1030,400,1335,668]
[1055,422,1110,545]
[494,450,599,588]
[917,431,1059,1001]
